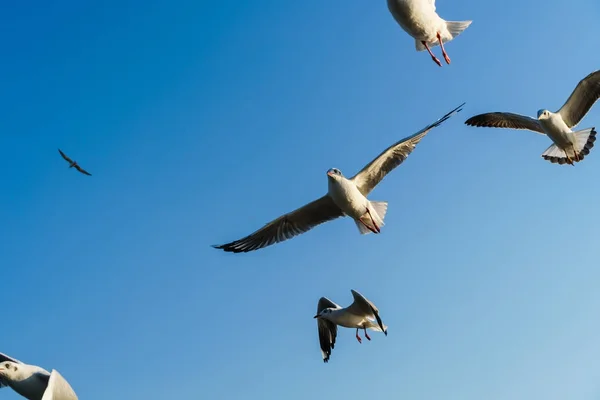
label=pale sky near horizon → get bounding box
[2,1,600,399]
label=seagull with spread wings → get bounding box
[213,103,464,253]
[387,0,472,67]
[0,352,78,400]
[465,70,600,165]
[314,289,388,363]
[58,149,92,176]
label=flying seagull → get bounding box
[387,0,472,67]
[58,149,91,176]
[0,352,78,400]
[213,102,464,253]
[465,70,600,165]
[315,289,388,363]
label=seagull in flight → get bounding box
[0,352,78,400]
[315,289,388,363]
[387,0,472,67]
[213,103,464,253]
[465,70,600,165]
[58,149,92,176]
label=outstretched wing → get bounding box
[213,195,344,253]
[346,289,386,334]
[351,103,464,196]
[74,165,92,176]
[557,70,600,128]
[41,370,77,400]
[465,112,545,134]
[58,149,74,164]
[316,297,341,363]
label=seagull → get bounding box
[58,149,92,176]
[213,102,464,253]
[0,353,78,400]
[465,70,600,165]
[315,289,388,363]
[387,0,472,67]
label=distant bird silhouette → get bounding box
[57,149,91,176]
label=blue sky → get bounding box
[2,0,600,399]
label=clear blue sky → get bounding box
[2,1,600,399]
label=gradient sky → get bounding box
[2,1,600,399]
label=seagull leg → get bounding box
[355,328,362,344]
[422,41,442,67]
[437,32,451,64]
[365,208,381,233]
[364,328,371,341]
[359,217,379,234]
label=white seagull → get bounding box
[213,103,464,253]
[0,353,77,400]
[465,70,600,165]
[387,0,472,67]
[315,289,388,363]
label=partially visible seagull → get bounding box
[387,0,472,67]
[315,289,388,363]
[465,70,600,165]
[58,149,92,176]
[213,102,465,253]
[0,352,78,400]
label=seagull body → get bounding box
[387,0,472,66]
[58,149,92,176]
[465,70,600,165]
[0,353,77,400]
[314,290,388,363]
[327,168,386,234]
[213,103,464,253]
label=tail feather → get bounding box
[353,201,388,235]
[369,201,388,227]
[541,128,596,165]
[446,20,472,39]
[415,20,472,51]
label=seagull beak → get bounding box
[313,314,319,318]
[327,171,334,177]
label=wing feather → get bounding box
[558,70,600,128]
[213,195,344,253]
[465,112,545,133]
[351,103,464,196]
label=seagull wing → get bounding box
[74,165,92,176]
[346,289,386,333]
[58,149,73,164]
[428,0,436,11]
[317,297,341,363]
[213,195,344,253]
[41,370,78,400]
[351,103,464,196]
[465,112,545,133]
[557,70,600,128]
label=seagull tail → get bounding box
[354,201,388,235]
[415,20,472,50]
[541,128,596,165]
[445,20,472,41]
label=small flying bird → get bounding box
[315,289,388,363]
[213,103,465,253]
[387,0,472,67]
[465,70,600,165]
[58,149,91,176]
[0,352,78,400]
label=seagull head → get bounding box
[314,308,334,319]
[326,168,343,179]
[0,361,21,382]
[537,109,550,120]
